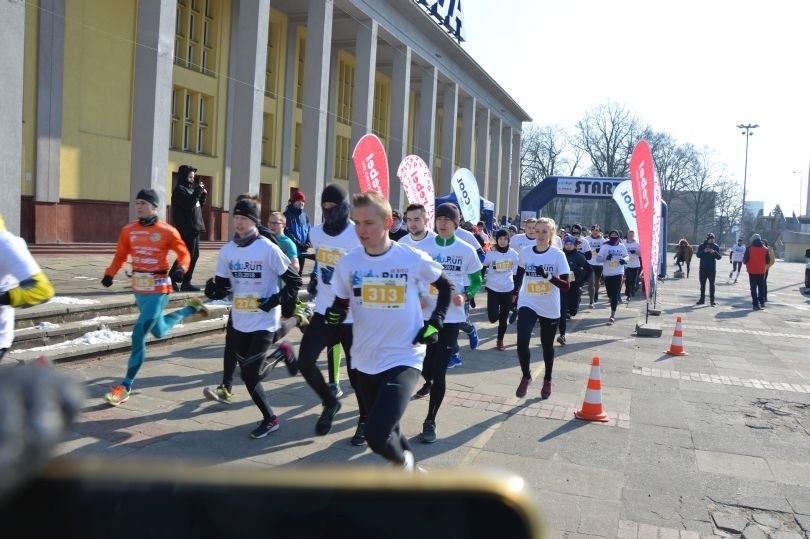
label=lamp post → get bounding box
[793,170,803,218]
[737,123,759,235]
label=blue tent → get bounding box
[435,192,495,231]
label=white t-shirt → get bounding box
[596,242,629,277]
[575,236,592,257]
[587,235,605,266]
[509,233,535,252]
[0,231,42,349]
[517,246,570,319]
[483,248,519,293]
[417,237,482,323]
[731,244,746,263]
[455,227,480,251]
[624,240,641,268]
[310,222,358,319]
[215,236,291,333]
[552,236,562,250]
[332,242,443,375]
[399,230,437,252]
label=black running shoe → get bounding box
[350,421,366,446]
[421,420,437,443]
[315,401,341,435]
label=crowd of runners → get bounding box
[0,183,780,472]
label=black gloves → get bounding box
[606,253,613,261]
[619,259,627,265]
[258,295,280,312]
[413,317,443,345]
[307,273,318,296]
[101,275,114,288]
[170,267,185,285]
[325,304,348,325]
[536,265,549,279]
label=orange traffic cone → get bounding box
[664,315,689,356]
[575,356,609,422]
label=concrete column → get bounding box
[387,45,411,211]
[488,116,502,212]
[36,0,65,205]
[512,131,522,214]
[324,47,339,187]
[225,0,271,212]
[459,96,475,170]
[475,107,490,200]
[415,64,437,174]
[439,81,458,194]
[348,19,378,193]
[0,0,24,234]
[499,126,512,218]
[299,0,333,224]
[279,21,301,206]
[129,0,177,221]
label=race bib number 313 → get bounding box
[361,277,406,309]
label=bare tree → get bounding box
[713,176,741,243]
[573,102,639,178]
[647,131,693,203]
[679,147,722,241]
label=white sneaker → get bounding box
[402,449,415,472]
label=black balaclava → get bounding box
[494,229,510,253]
[321,183,350,236]
[607,230,620,245]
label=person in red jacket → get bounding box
[101,189,208,406]
[743,233,770,311]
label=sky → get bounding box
[460,0,810,217]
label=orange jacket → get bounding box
[744,244,769,275]
[105,220,191,294]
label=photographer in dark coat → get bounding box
[170,164,207,291]
[695,232,722,306]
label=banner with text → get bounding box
[398,155,435,230]
[630,140,660,302]
[450,168,480,224]
[352,134,389,198]
[612,180,638,238]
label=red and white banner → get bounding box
[397,155,435,230]
[630,140,661,302]
[352,134,389,198]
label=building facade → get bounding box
[2,0,530,242]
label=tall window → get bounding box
[265,17,281,97]
[293,122,302,171]
[334,136,350,180]
[336,56,354,124]
[295,35,306,107]
[175,0,217,76]
[372,78,390,145]
[170,87,213,156]
[262,113,276,167]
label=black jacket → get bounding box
[171,181,207,234]
[564,249,592,285]
[695,242,722,270]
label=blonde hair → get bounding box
[536,217,557,247]
[351,191,392,221]
[270,211,286,225]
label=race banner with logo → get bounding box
[630,140,661,301]
[612,179,638,238]
[450,168,480,224]
[397,155,435,230]
[352,134,389,198]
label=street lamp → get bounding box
[737,123,759,235]
[794,170,803,218]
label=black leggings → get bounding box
[421,323,460,421]
[231,328,277,422]
[624,267,640,297]
[604,275,623,312]
[588,265,603,302]
[221,315,298,390]
[516,307,559,381]
[298,314,363,418]
[698,268,716,301]
[559,284,580,336]
[486,288,512,341]
[355,366,420,465]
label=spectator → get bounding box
[695,232,722,306]
[743,233,770,311]
[284,190,311,275]
[673,238,693,278]
[389,210,408,241]
[170,164,207,291]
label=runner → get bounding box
[558,235,591,345]
[510,217,537,253]
[329,191,452,470]
[204,197,302,438]
[298,184,367,443]
[586,224,605,308]
[0,213,55,363]
[482,229,519,351]
[512,217,570,400]
[101,189,208,406]
[399,203,437,251]
[202,198,308,408]
[408,203,481,442]
[729,238,745,283]
[595,229,629,324]
[623,230,641,300]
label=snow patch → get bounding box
[47,296,100,305]
[12,326,131,353]
[34,321,60,330]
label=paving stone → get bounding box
[742,524,768,539]
[711,512,749,534]
[752,512,782,528]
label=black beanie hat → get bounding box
[435,203,460,227]
[494,229,509,240]
[136,188,159,208]
[321,183,348,206]
[233,199,260,224]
